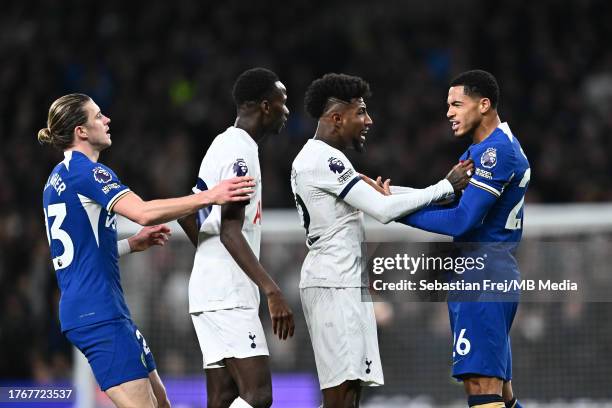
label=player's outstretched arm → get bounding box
[397,185,497,237]
[112,176,255,226]
[343,176,456,224]
[360,174,391,195]
[220,202,295,340]
[364,160,473,197]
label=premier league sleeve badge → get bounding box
[481,147,497,169]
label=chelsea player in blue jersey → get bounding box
[38,94,255,408]
[396,71,529,408]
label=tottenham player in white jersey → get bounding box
[291,74,473,407]
[178,68,294,408]
[39,94,255,408]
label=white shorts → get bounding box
[190,307,269,369]
[300,287,384,389]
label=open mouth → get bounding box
[360,129,369,142]
[450,121,460,131]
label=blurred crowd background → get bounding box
[1,0,612,403]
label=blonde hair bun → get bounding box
[37,127,53,144]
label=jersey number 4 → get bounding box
[44,203,74,270]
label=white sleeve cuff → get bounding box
[117,239,131,257]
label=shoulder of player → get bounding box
[296,140,354,174]
[216,128,256,155]
[200,131,256,170]
[218,126,256,148]
[474,133,517,167]
[70,159,118,189]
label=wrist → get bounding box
[264,286,282,298]
[200,190,215,207]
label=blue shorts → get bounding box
[65,318,156,391]
[448,301,517,381]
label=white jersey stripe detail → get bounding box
[498,122,514,142]
[469,178,501,197]
[77,193,102,247]
[62,151,73,171]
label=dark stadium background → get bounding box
[1,0,612,406]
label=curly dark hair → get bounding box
[304,73,371,118]
[232,67,280,107]
[450,70,500,109]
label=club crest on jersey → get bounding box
[328,157,345,174]
[93,167,112,183]
[481,148,497,169]
[233,158,248,176]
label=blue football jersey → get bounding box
[398,122,530,379]
[457,122,531,245]
[42,151,132,331]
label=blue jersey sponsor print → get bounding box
[42,151,132,332]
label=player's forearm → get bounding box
[220,222,281,296]
[398,187,495,236]
[390,183,456,204]
[137,196,204,225]
[115,193,211,226]
[389,185,416,195]
[398,205,472,236]
[178,213,199,247]
[344,179,454,224]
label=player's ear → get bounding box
[479,98,491,114]
[260,100,270,114]
[331,112,342,128]
[74,125,87,141]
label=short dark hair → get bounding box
[232,68,280,107]
[450,70,500,109]
[304,73,371,118]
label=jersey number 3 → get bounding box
[44,203,74,270]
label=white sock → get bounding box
[229,396,254,408]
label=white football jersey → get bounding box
[291,139,367,288]
[189,126,263,313]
